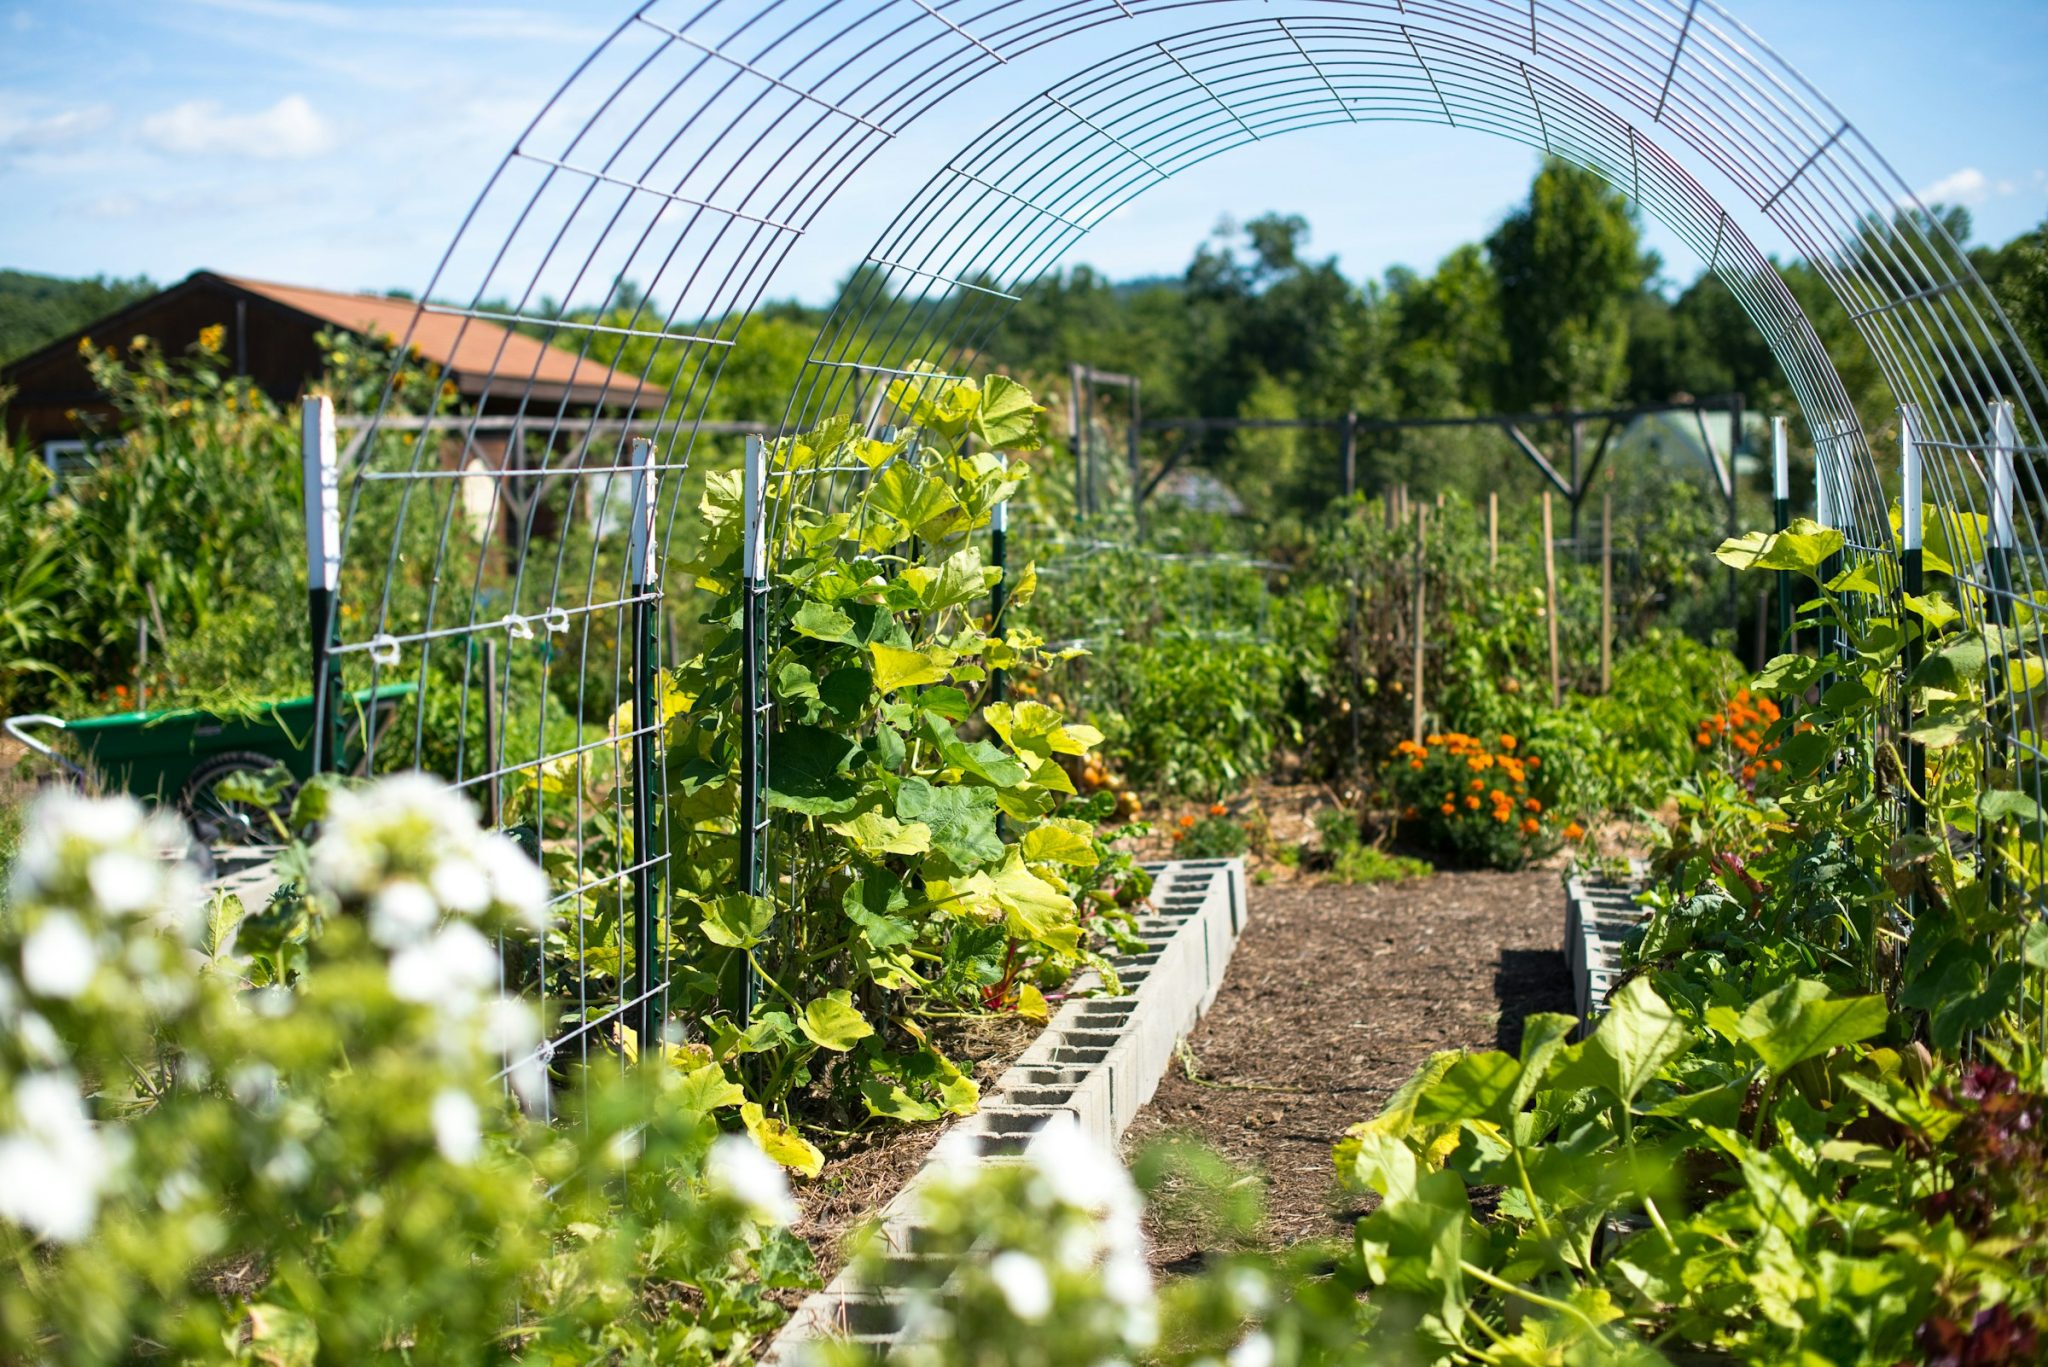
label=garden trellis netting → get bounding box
[327,0,2048,1092]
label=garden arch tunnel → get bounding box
[335,0,2046,1062]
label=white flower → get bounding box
[431,1089,482,1164]
[21,913,97,999]
[1227,1332,1275,1367]
[988,1250,1052,1321]
[1027,1114,1142,1226]
[387,922,498,1005]
[369,879,439,947]
[260,1141,312,1190]
[85,849,158,916]
[1102,1248,1153,1309]
[706,1133,798,1225]
[428,854,489,916]
[16,1012,62,1065]
[479,834,550,931]
[0,1071,114,1242]
[312,774,477,898]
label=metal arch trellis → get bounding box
[332,0,2047,1092]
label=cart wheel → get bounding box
[179,752,295,849]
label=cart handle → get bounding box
[4,714,67,760]
[4,715,92,784]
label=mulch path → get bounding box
[1121,869,1573,1268]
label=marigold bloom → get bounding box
[1524,798,1542,813]
[1209,803,1228,817]
[1520,817,1540,835]
[1178,814,1196,829]
[1464,795,1481,810]
[1563,821,1585,840]
[1439,803,1456,815]
[1470,779,1485,792]
[1409,759,1424,771]
[1499,735,1516,750]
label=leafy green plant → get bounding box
[639,370,1141,1160]
[1174,814,1249,859]
[0,779,812,1364]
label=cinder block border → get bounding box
[1564,858,1648,1033]
[768,857,1249,1358]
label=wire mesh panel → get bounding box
[344,0,2046,1086]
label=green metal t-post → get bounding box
[1899,409,1925,877]
[989,453,1009,708]
[626,437,665,1052]
[1771,416,1793,654]
[733,435,768,1023]
[300,396,346,775]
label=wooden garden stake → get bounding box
[1599,489,1613,694]
[1412,506,1428,745]
[1542,491,1561,707]
[1488,492,1498,569]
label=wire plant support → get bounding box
[334,0,2048,1095]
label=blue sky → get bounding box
[2,0,2044,306]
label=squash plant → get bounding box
[1328,513,2048,1365]
[652,370,1139,1160]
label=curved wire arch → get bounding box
[333,0,2046,1073]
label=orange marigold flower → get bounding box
[1499,734,1516,750]
[1403,805,1419,820]
[1464,795,1482,810]
[1563,821,1585,840]
[1520,817,1540,835]
[1492,809,1511,823]
[1771,759,1784,772]
[1696,731,1712,747]
[1526,756,1539,768]
[1209,803,1228,817]
[1524,798,1542,813]
[1439,802,1456,815]
[1178,814,1197,829]
[1470,779,1485,792]
[1409,759,1424,771]
[1489,789,1507,804]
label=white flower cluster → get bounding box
[307,775,553,1110]
[905,1115,1158,1357]
[311,775,549,941]
[706,1132,799,1226]
[2,790,199,1243]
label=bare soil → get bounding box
[1121,869,1573,1269]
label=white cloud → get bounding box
[1915,167,1991,207]
[179,0,603,44]
[140,93,336,160]
[0,104,113,152]
[83,193,141,219]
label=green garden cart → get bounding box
[5,683,415,845]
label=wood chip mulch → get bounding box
[1121,869,1574,1269]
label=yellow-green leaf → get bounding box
[1022,820,1098,867]
[828,811,933,857]
[741,1103,824,1178]
[870,641,949,693]
[799,990,875,1052]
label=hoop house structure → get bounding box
[334,0,2047,1085]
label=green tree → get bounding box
[1486,159,1654,409]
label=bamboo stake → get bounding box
[1488,492,1498,569]
[1412,506,1428,745]
[1542,491,1561,708]
[1600,489,1613,694]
